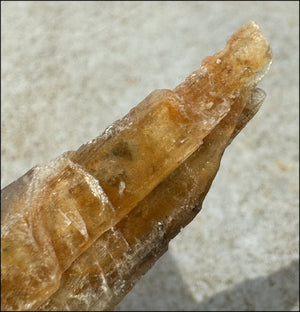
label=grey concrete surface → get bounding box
[1,1,299,311]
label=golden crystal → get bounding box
[1,21,272,311]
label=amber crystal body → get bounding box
[1,21,272,311]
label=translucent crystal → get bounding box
[1,21,272,311]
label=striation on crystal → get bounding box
[1,21,272,311]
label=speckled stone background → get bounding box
[1,1,299,311]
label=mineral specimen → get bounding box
[1,21,272,311]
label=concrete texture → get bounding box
[1,1,299,311]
